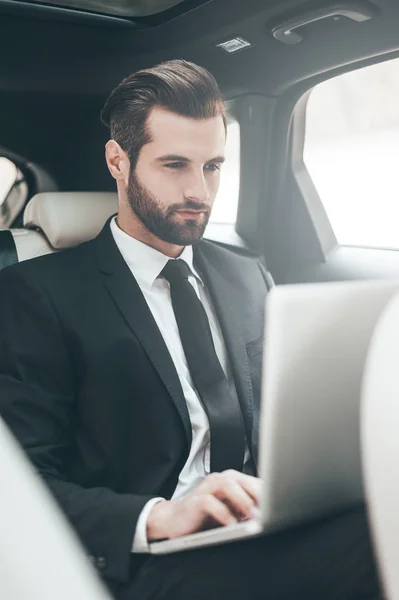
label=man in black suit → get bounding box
[0,60,380,599]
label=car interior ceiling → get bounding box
[0,0,398,281]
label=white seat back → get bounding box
[11,228,54,261]
[0,192,119,268]
[23,192,118,250]
[362,291,399,600]
[0,416,111,600]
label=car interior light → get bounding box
[216,37,251,53]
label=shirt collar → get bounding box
[110,216,203,289]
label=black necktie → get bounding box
[162,259,245,473]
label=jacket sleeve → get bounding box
[0,266,155,584]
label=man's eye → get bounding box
[165,162,185,169]
[205,163,221,172]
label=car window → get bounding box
[209,118,240,225]
[0,156,28,227]
[304,56,399,249]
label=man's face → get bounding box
[126,106,226,246]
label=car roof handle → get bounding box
[271,1,378,45]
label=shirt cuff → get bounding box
[131,497,165,553]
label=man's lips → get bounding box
[174,209,207,218]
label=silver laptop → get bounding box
[150,279,399,554]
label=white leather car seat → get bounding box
[361,290,399,600]
[0,415,111,600]
[0,191,118,269]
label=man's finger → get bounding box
[224,470,261,504]
[198,494,238,527]
[214,480,255,519]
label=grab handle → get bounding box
[271,2,376,44]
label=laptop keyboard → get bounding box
[150,517,263,554]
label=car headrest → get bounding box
[23,192,118,250]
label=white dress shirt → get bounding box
[110,217,250,552]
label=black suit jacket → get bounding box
[0,221,269,586]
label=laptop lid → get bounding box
[257,280,399,530]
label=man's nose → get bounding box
[184,171,210,204]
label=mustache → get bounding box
[168,200,210,213]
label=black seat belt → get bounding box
[0,230,18,270]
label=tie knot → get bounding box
[162,259,191,285]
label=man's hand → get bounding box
[146,470,260,541]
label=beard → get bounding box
[126,170,211,246]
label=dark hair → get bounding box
[100,59,226,168]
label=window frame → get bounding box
[204,98,254,253]
[0,157,29,228]
[285,50,399,264]
[302,56,399,252]
[0,148,58,228]
[208,114,241,227]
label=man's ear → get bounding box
[105,140,130,184]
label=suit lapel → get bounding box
[194,244,254,435]
[94,221,192,448]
